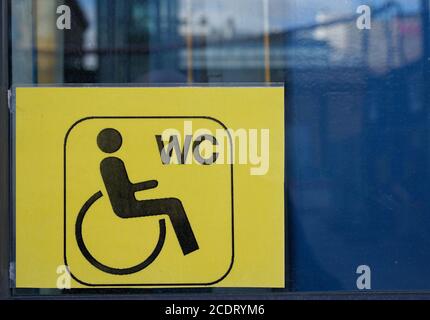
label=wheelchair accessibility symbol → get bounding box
[64,117,234,287]
[15,87,285,289]
[75,128,200,276]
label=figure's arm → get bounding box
[132,180,159,192]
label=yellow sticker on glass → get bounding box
[15,87,285,288]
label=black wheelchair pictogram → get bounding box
[75,128,199,275]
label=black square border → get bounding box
[64,116,235,287]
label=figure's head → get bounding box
[97,128,122,153]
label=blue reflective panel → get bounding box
[10,0,430,292]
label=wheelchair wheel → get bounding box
[75,191,166,275]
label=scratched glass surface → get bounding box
[11,0,430,292]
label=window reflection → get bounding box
[12,0,425,83]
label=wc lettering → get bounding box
[156,134,219,165]
[155,121,271,176]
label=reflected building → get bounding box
[12,0,92,83]
[64,0,93,83]
[96,0,183,83]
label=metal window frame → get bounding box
[0,0,10,300]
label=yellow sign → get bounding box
[15,87,285,288]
